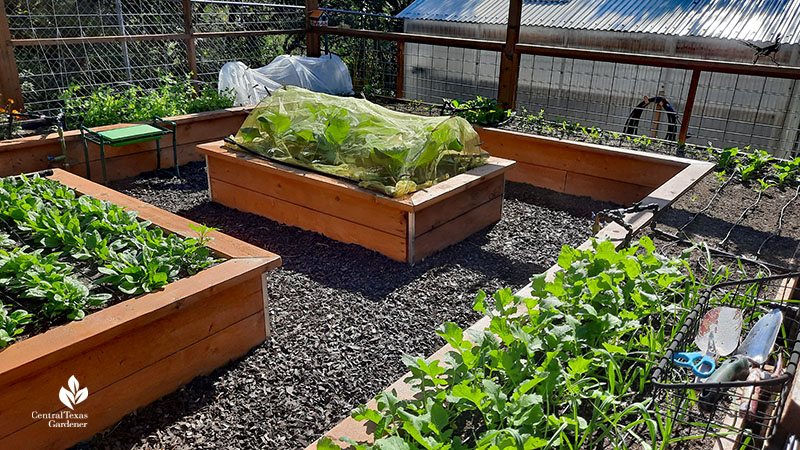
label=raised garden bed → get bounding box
[198,140,515,263]
[0,108,249,184]
[475,125,707,205]
[0,169,280,450]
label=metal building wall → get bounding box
[403,19,800,157]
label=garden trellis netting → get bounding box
[228,86,488,197]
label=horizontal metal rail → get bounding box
[515,43,800,80]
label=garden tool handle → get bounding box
[698,355,751,409]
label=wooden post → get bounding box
[305,0,320,57]
[181,0,198,83]
[396,41,405,99]
[0,0,24,108]
[497,0,522,109]
[678,69,702,144]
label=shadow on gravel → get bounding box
[179,201,545,301]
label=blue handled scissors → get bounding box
[671,350,716,378]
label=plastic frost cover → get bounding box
[228,86,488,197]
[219,54,354,106]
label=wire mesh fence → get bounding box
[402,44,501,103]
[4,0,304,114]
[195,34,305,82]
[317,10,401,95]
[514,55,799,157]
[192,0,304,33]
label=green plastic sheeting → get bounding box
[228,86,488,197]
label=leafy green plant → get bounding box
[773,157,800,185]
[0,246,109,321]
[0,173,221,343]
[0,304,33,347]
[0,97,21,139]
[447,97,512,126]
[342,238,700,450]
[60,73,234,129]
[739,149,773,181]
[235,87,486,197]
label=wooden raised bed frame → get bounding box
[198,141,516,263]
[476,126,702,205]
[0,169,281,450]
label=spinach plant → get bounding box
[0,173,221,345]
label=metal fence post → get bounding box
[498,0,522,109]
[0,0,24,108]
[678,69,702,145]
[305,0,321,57]
[182,0,199,83]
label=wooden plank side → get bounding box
[207,154,408,237]
[0,311,266,450]
[506,161,567,192]
[0,259,266,376]
[47,169,280,262]
[415,175,504,237]
[210,178,408,262]
[476,127,684,188]
[564,171,653,204]
[0,276,264,437]
[408,157,515,208]
[413,196,503,262]
[198,142,415,211]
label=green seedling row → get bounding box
[0,173,219,347]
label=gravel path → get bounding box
[74,161,612,450]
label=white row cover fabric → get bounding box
[219,54,354,106]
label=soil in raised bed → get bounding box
[71,161,617,450]
[648,174,800,272]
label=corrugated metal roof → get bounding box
[396,0,800,44]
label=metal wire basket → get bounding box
[651,273,800,449]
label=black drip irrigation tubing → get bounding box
[652,228,793,275]
[757,184,800,256]
[719,186,764,247]
[624,96,679,142]
[678,173,734,233]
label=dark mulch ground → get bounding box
[74,161,614,450]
